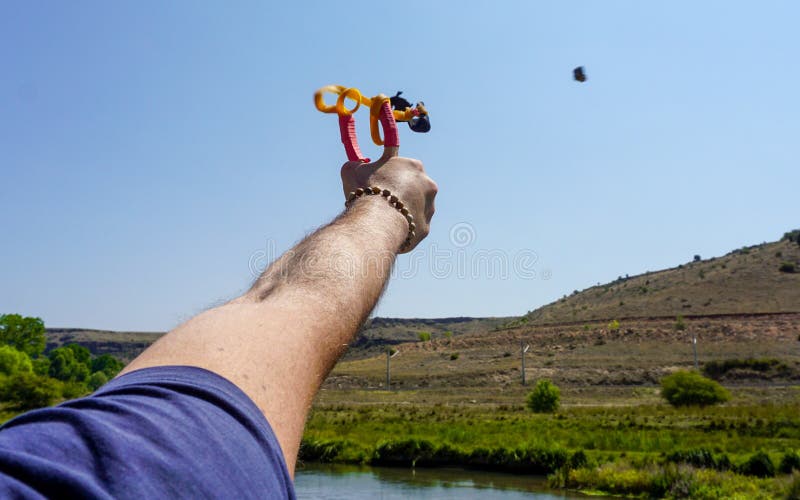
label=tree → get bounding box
[0,345,33,376]
[526,379,560,413]
[660,370,730,407]
[65,343,91,365]
[0,314,46,357]
[91,354,124,378]
[48,345,90,383]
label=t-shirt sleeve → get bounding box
[0,366,296,499]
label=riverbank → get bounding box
[302,385,800,498]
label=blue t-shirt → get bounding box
[0,366,296,499]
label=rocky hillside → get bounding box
[522,236,800,326]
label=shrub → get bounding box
[527,379,560,413]
[88,371,109,391]
[674,315,686,331]
[300,438,345,462]
[0,372,62,409]
[32,356,50,376]
[703,358,788,379]
[694,255,701,262]
[780,262,796,273]
[568,450,589,469]
[666,448,731,470]
[91,354,124,378]
[417,332,431,342]
[443,331,453,339]
[784,229,800,243]
[449,353,459,360]
[739,450,775,477]
[607,320,620,333]
[0,345,33,376]
[780,451,800,474]
[660,371,730,407]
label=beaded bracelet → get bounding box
[345,186,416,250]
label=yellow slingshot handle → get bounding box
[314,85,420,147]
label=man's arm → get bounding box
[120,156,437,475]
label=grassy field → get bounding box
[308,310,800,498]
[304,386,800,498]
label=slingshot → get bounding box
[314,85,429,163]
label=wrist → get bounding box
[345,190,410,251]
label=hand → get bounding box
[341,156,437,253]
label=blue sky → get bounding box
[2,2,798,331]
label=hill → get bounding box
[521,237,800,326]
[45,317,512,363]
[46,233,800,378]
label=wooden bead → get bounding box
[408,222,416,232]
[389,195,398,203]
[405,213,413,223]
[382,189,391,197]
[394,201,404,210]
[355,188,364,196]
[400,207,409,216]
[371,186,381,194]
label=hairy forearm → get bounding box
[122,195,407,473]
[250,196,405,334]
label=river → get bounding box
[294,463,594,499]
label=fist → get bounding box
[341,156,438,252]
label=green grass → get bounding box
[302,392,800,497]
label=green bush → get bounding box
[660,371,730,407]
[32,356,50,376]
[780,451,800,474]
[784,229,800,243]
[739,450,775,478]
[568,450,589,469]
[666,448,731,470]
[780,262,796,273]
[88,371,109,391]
[607,320,620,332]
[449,353,459,360]
[527,379,560,413]
[674,315,686,331]
[417,332,431,342]
[703,358,788,379]
[0,345,33,376]
[91,354,124,378]
[0,372,62,409]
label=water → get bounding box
[294,463,591,499]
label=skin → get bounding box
[121,154,438,476]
